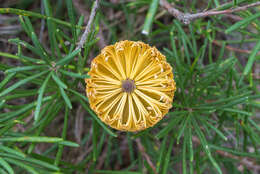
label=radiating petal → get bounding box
[86,40,176,132]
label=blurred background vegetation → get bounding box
[0,0,260,173]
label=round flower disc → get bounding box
[85,40,176,132]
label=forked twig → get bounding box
[160,0,260,24]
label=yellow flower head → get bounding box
[85,40,176,132]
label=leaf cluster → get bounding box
[0,0,259,174]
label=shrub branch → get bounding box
[160,0,260,24]
[76,0,99,50]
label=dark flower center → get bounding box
[122,79,136,93]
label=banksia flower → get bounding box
[85,40,176,132]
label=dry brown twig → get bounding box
[76,0,100,50]
[74,105,84,143]
[136,139,157,174]
[160,0,260,24]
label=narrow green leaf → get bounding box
[66,0,76,44]
[248,118,260,132]
[59,86,72,109]
[213,0,220,6]
[56,29,69,54]
[196,92,252,107]
[0,136,63,143]
[23,16,34,34]
[0,145,26,158]
[56,48,81,66]
[188,121,193,162]
[0,96,52,123]
[4,89,37,100]
[156,136,167,173]
[5,65,47,74]
[4,158,39,174]
[192,116,222,174]
[0,8,82,29]
[79,99,117,137]
[210,144,260,159]
[222,108,252,116]
[31,32,50,64]
[0,100,5,109]
[0,72,16,91]
[162,136,174,174]
[0,70,49,97]
[156,113,184,139]
[176,115,190,144]
[0,168,7,174]
[76,15,84,37]
[34,73,52,122]
[182,130,187,174]
[225,12,260,34]
[22,17,49,62]
[68,88,88,102]
[2,152,59,171]
[0,51,31,63]
[18,15,30,37]
[58,141,79,147]
[243,40,260,75]
[142,0,159,35]
[205,121,227,141]
[0,157,14,174]
[8,39,45,64]
[51,72,68,89]
[59,69,89,79]
[43,0,60,57]
[55,106,69,166]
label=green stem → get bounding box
[0,8,83,29]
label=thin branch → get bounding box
[39,0,45,42]
[160,0,260,24]
[73,0,106,49]
[136,139,157,174]
[76,0,99,50]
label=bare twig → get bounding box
[39,0,45,42]
[73,0,107,49]
[74,105,84,143]
[160,0,260,24]
[75,125,93,163]
[136,139,157,174]
[76,0,99,50]
[223,14,243,21]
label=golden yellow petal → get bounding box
[86,40,176,132]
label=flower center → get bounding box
[122,79,136,93]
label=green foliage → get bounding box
[0,0,259,173]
